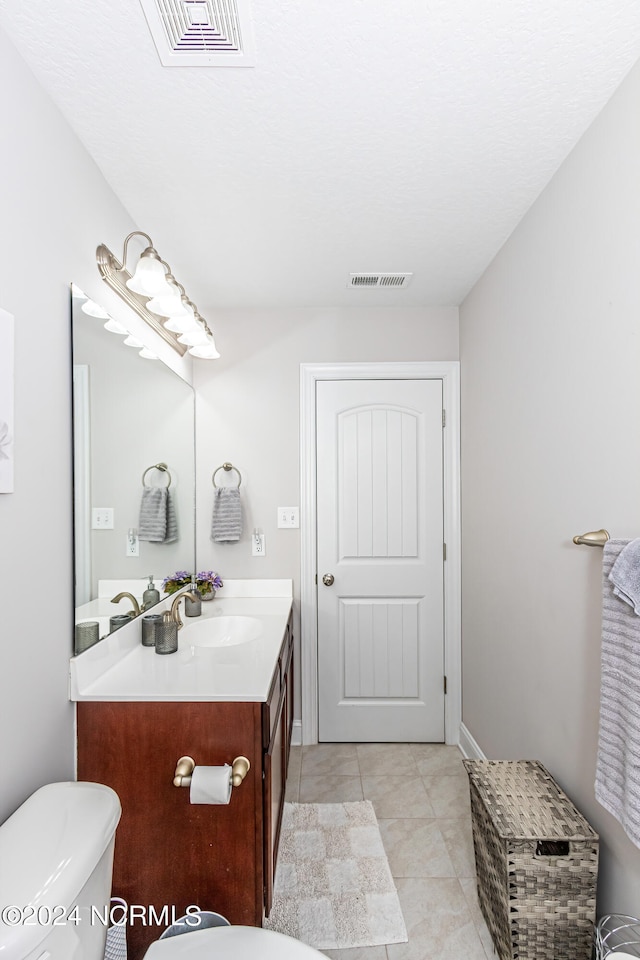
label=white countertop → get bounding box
[70,581,293,703]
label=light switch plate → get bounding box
[277,507,299,528]
[92,507,114,529]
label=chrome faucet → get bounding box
[168,592,200,630]
[111,591,142,618]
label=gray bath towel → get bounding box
[138,486,178,543]
[595,540,640,848]
[609,538,640,614]
[211,486,243,542]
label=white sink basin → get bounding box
[180,615,263,648]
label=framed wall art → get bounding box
[0,308,14,493]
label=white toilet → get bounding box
[0,781,121,960]
[0,781,324,960]
[144,926,327,958]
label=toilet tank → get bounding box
[0,781,121,960]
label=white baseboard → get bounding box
[458,722,487,760]
[291,719,302,747]
[293,718,480,754]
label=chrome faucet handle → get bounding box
[169,591,200,629]
[111,591,142,617]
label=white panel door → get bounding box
[317,379,444,742]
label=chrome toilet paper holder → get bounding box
[173,755,250,788]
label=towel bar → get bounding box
[573,529,610,547]
[212,462,242,487]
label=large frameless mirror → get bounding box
[70,284,195,654]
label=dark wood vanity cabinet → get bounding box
[263,613,294,913]
[76,612,294,960]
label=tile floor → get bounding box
[284,742,494,960]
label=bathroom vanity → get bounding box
[73,585,294,960]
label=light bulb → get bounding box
[139,347,158,360]
[163,315,200,334]
[177,327,209,347]
[146,288,188,318]
[126,251,172,297]
[123,336,144,348]
[104,319,128,334]
[179,299,196,323]
[82,299,110,319]
[189,340,221,360]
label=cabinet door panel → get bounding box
[77,701,263,960]
[263,615,294,915]
[263,694,285,917]
[283,643,294,772]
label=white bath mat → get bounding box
[264,800,408,950]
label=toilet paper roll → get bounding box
[189,764,232,805]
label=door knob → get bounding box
[322,574,334,586]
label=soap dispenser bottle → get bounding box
[143,575,160,610]
[185,575,202,617]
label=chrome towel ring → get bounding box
[142,462,172,488]
[212,462,242,488]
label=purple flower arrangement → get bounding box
[162,570,223,597]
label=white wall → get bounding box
[0,18,458,820]
[0,27,143,821]
[194,306,459,723]
[460,59,640,911]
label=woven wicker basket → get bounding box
[463,760,599,960]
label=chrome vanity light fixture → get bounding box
[96,231,221,359]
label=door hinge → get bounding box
[442,409,446,428]
[444,675,447,695]
[443,542,447,561]
[315,573,317,585]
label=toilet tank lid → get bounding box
[0,781,121,925]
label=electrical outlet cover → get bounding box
[251,533,266,556]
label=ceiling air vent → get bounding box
[348,273,413,289]
[139,0,255,66]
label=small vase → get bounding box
[199,588,216,602]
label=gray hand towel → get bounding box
[139,486,178,543]
[596,540,640,848]
[165,488,178,543]
[211,487,243,542]
[609,537,640,614]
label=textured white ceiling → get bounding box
[2,0,640,308]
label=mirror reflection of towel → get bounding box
[139,487,178,543]
[211,487,242,542]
